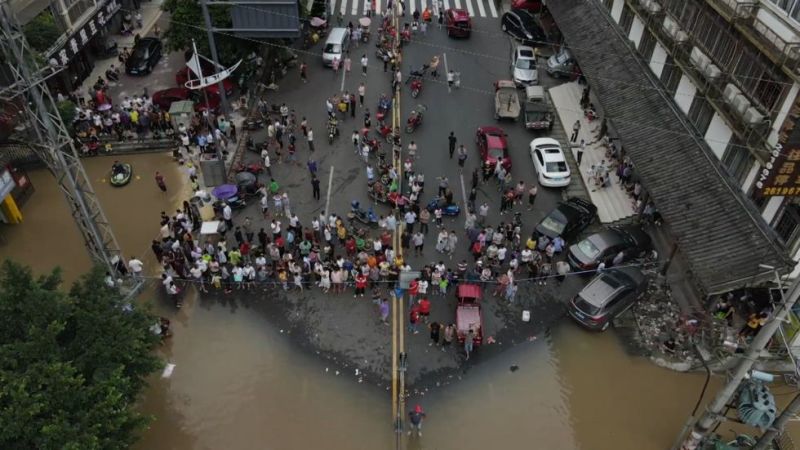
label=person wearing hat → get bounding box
[408,404,426,437]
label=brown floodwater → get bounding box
[2,155,798,450]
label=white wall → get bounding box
[649,42,667,79]
[611,0,623,23]
[763,195,784,223]
[629,16,645,48]
[768,82,800,147]
[704,113,734,160]
[674,74,697,115]
[742,160,760,192]
[756,4,800,44]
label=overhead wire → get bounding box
[126,5,793,159]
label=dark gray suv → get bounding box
[567,267,647,331]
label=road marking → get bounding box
[459,173,468,211]
[488,0,497,17]
[443,52,450,93]
[453,0,461,9]
[476,0,485,17]
[375,0,381,13]
[330,0,337,17]
[324,165,335,217]
[420,0,427,13]
[349,0,357,17]
[464,0,473,16]
[340,59,348,91]
[307,0,314,13]
[442,0,450,11]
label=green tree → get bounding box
[0,262,163,450]
[23,10,62,53]
[56,100,76,132]
[161,0,257,67]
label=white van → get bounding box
[322,28,349,66]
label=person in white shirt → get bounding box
[104,272,116,288]
[128,257,144,279]
[223,204,233,228]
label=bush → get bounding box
[24,11,62,54]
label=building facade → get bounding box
[595,0,800,274]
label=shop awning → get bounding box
[548,0,794,293]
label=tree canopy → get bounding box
[0,262,163,450]
[23,10,62,53]
[161,0,258,67]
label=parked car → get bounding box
[511,45,538,87]
[567,226,653,271]
[546,48,577,77]
[476,126,512,171]
[568,267,648,331]
[445,8,472,38]
[125,37,163,75]
[529,137,570,187]
[510,0,544,13]
[523,85,553,131]
[152,87,221,113]
[534,198,597,240]
[501,9,546,47]
[175,56,237,97]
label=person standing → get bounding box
[360,54,368,76]
[379,297,390,324]
[311,175,321,200]
[464,329,475,360]
[448,131,456,159]
[307,127,315,152]
[429,321,441,347]
[343,54,352,73]
[349,93,357,118]
[577,139,585,165]
[571,119,581,142]
[408,405,426,437]
[527,183,538,211]
[442,323,455,351]
[300,61,308,83]
[358,82,366,106]
[419,208,430,234]
[154,171,166,192]
[409,302,421,334]
[457,144,467,169]
[128,256,144,279]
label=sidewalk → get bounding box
[549,81,635,224]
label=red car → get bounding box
[152,87,221,113]
[445,8,472,38]
[476,126,512,171]
[175,58,237,97]
[510,0,544,12]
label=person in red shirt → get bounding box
[355,273,368,297]
[345,237,357,256]
[418,297,431,324]
[408,278,419,308]
[240,241,251,263]
[409,304,421,334]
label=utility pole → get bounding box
[199,0,231,117]
[753,391,800,450]
[676,272,800,450]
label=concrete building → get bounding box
[594,0,800,276]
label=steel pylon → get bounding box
[0,1,125,277]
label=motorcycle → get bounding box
[233,162,264,176]
[405,104,427,133]
[376,45,393,61]
[348,201,379,227]
[328,118,339,145]
[376,96,392,124]
[410,77,423,98]
[377,123,394,142]
[245,116,264,130]
[426,197,461,216]
[246,136,263,153]
[361,129,382,154]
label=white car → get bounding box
[512,45,538,87]
[530,137,571,187]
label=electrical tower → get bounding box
[0,1,124,277]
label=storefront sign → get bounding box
[47,0,121,65]
[756,117,800,197]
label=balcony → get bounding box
[66,0,96,27]
[705,0,800,75]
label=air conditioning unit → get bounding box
[744,106,766,125]
[690,47,709,71]
[662,17,676,37]
[703,63,722,80]
[723,83,742,104]
[732,94,751,116]
[645,0,662,14]
[674,30,689,42]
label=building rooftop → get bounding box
[548,0,794,294]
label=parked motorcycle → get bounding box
[348,201,379,227]
[426,197,461,216]
[233,162,264,176]
[405,104,427,133]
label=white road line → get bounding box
[476,0,485,17]
[307,0,315,14]
[487,0,497,17]
[325,166,335,217]
[443,52,450,93]
[453,0,461,9]
[350,0,357,17]
[420,0,427,14]
[375,0,381,13]
[464,0,473,16]
[330,0,337,16]
[340,60,348,91]
[407,0,417,14]
[443,0,450,11]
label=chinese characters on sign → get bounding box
[756,117,800,197]
[45,0,121,62]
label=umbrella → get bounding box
[212,184,238,200]
[310,17,327,27]
[359,17,371,27]
[97,103,112,112]
[235,171,257,188]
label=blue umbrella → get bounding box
[212,184,238,200]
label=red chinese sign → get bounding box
[756,116,800,197]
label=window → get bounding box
[687,95,715,136]
[660,55,682,96]
[721,137,756,186]
[619,4,634,35]
[767,0,800,22]
[603,0,614,9]
[638,29,657,62]
[774,202,800,246]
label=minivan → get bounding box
[546,48,576,77]
[322,28,349,66]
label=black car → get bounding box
[534,198,597,240]
[568,267,648,331]
[125,37,163,75]
[567,226,652,271]
[501,9,546,47]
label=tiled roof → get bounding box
[548,0,794,293]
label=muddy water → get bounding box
[3,155,797,450]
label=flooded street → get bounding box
[1,154,795,449]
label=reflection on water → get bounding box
[4,154,797,450]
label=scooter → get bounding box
[377,123,393,142]
[233,162,264,175]
[348,201,379,226]
[410,77,423,98]
[245,116,264,130]
[426,197,461,216]
[328,118,339,145]
[405,104,427,133]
